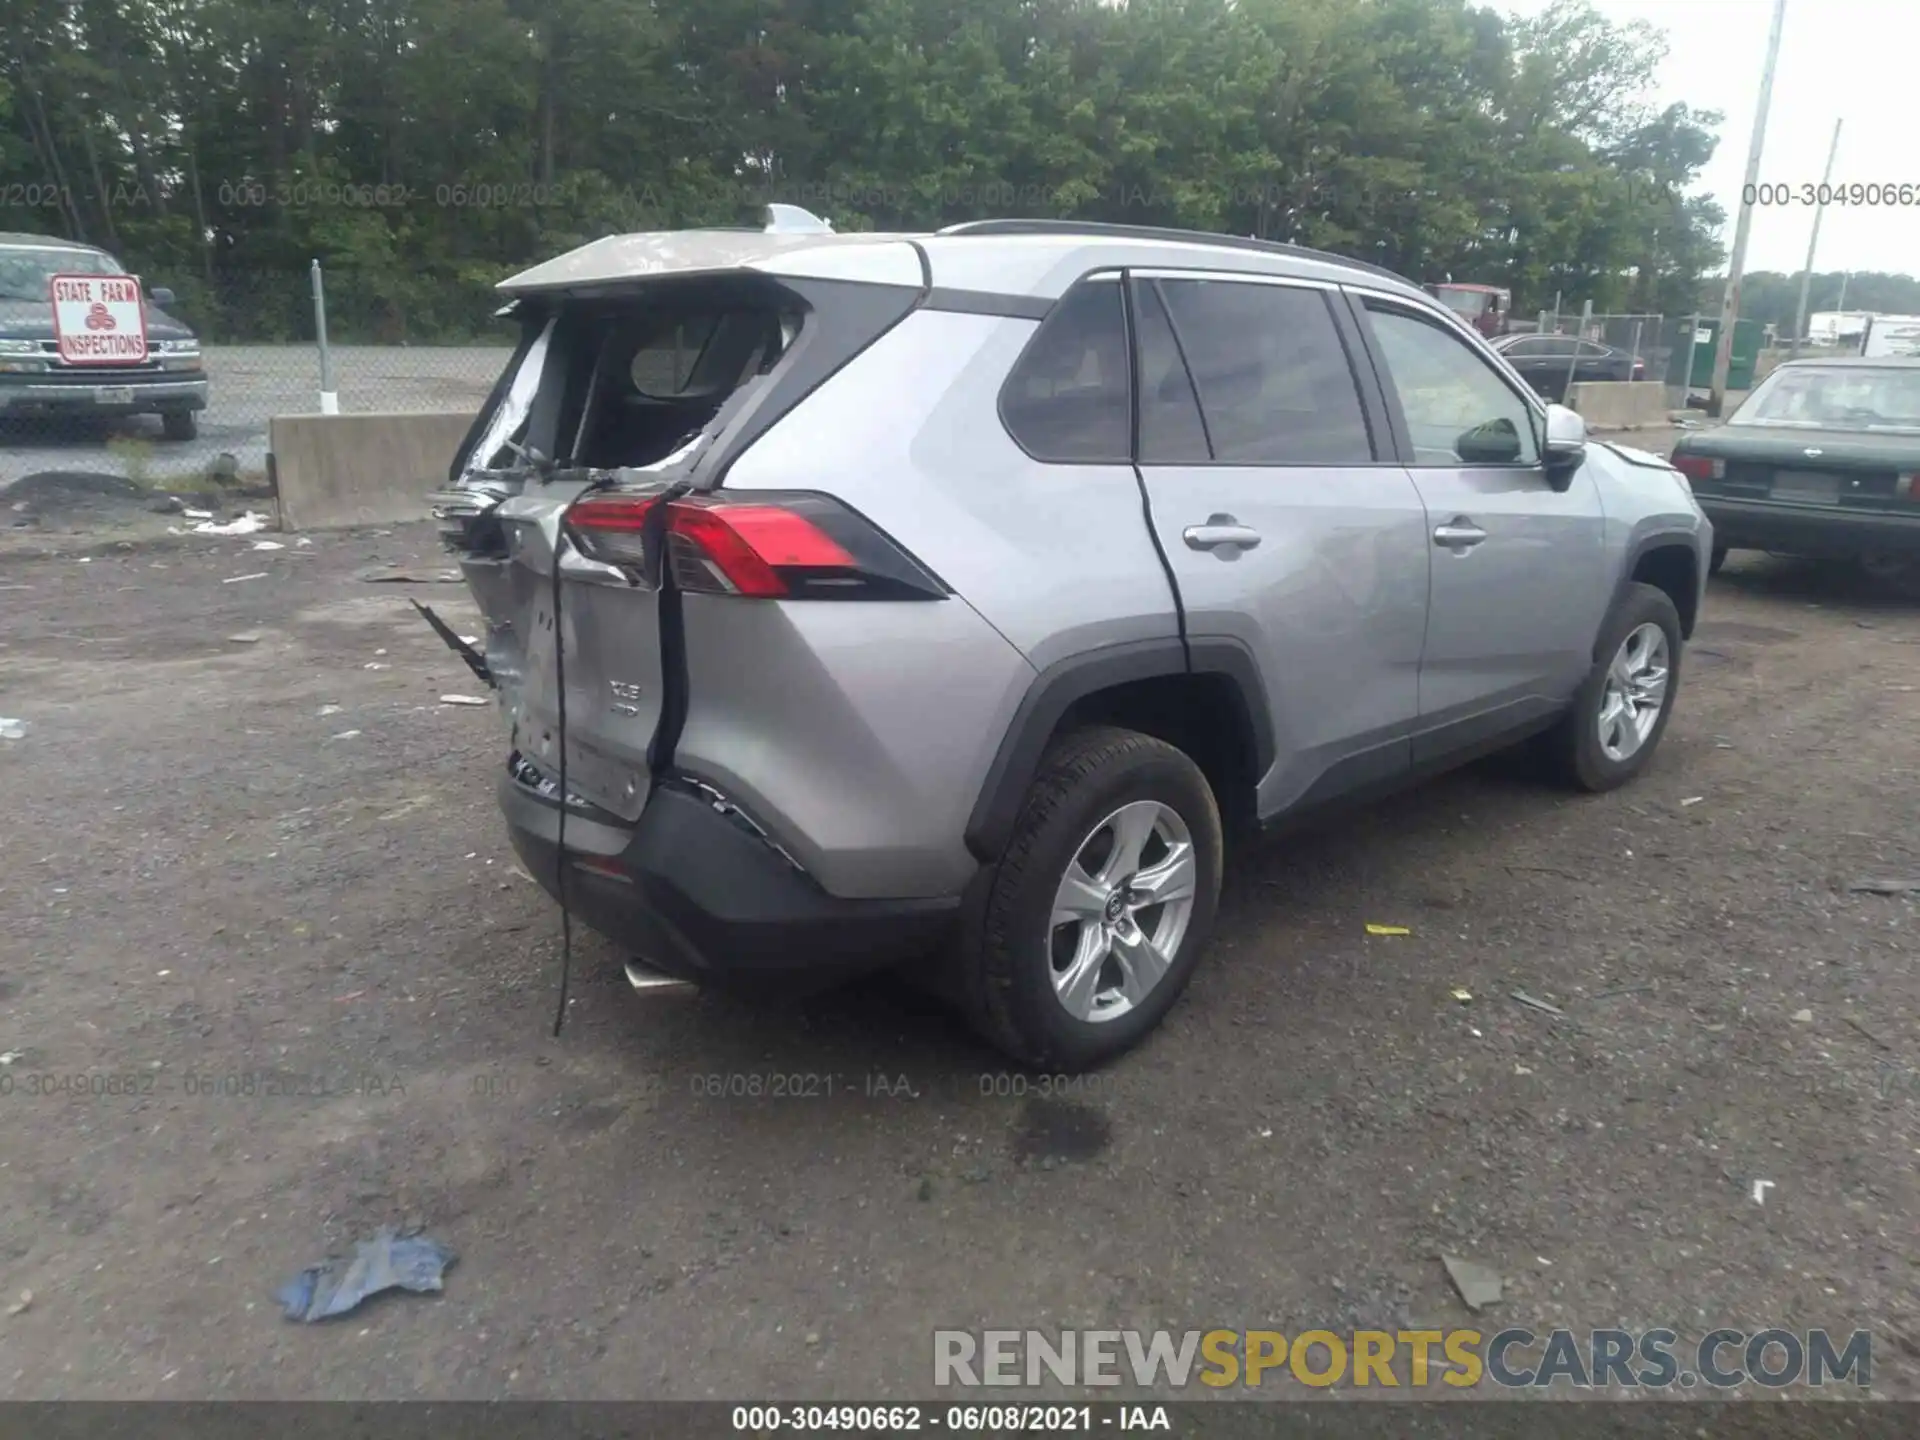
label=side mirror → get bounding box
[148,285,176,308]
[1542,402,1586,490]
[1456,418,1524,465]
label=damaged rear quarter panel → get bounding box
[673,592,1034,900]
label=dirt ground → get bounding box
[0,511,1916,1403]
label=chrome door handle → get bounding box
[1433,519,1487,550]
[1183,515,1262,552]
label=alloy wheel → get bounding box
[1597,621,1670,763]
[1047,800,1197,1024]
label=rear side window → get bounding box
[1001,279,1131,462]
[1153,279,1373,464]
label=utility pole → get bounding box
[1709,0,1789,416]
[1789,117,1842,359]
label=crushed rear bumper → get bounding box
[498,763,960,994]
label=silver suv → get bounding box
[432,217,1712,1070]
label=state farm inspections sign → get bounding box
[50,273,148,365]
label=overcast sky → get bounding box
[1493,0,1916,280]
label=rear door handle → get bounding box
[1433,518,1488,550]
[1183,514,1262,552]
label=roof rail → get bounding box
[934,219,1409,286]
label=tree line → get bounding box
[1716,271,1920,337]
[1,0,1736,343]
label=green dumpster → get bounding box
[1664,317,1763,390]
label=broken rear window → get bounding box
[462,287,802,477]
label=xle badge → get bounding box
[608,679,645,716]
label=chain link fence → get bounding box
[1529,309,1669,379]
[1586,314,1665,379]
[1,263,509,491]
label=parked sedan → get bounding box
[1670,357,1920,593]
[0,232,207,440]
[1491,333,1645,401]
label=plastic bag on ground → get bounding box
[277,1228,456,1323]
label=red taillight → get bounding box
[1672,452,1723,482]
[666,503,853,598]
[1896,472,1919,501]
[565,491,945,601]
[565,494,661,569]
[568,494,661,533]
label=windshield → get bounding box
[1732,366,1920,431]
[1434,287,1493,318]
[0,245,125,302]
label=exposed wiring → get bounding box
[548,471,692,1038]
[549,471,606,1036]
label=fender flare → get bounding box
[963,637,1275,864]
[1603,528,1706,654]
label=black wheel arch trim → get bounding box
[963,636,1276,864]
[1602,529,1704,652]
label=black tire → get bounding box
[1708,544,1728,576]
[161,411,198,442]
[1543,582,1684,793]
[967,726,1223,1071]
[1860,552,1920,599]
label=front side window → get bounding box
[1366,305,1541,466]
[1151,278,1373,465]
[1000,278,1131,463]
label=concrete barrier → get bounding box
[1564,381,1671,432]
[269,411,477,531]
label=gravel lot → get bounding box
[0,345,507,488]
[0,518,1916,1404]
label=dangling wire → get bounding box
[548,472,688,1038]
[548,514,576,1038]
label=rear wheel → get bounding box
[1543,582,1683,793]
[1861,551,1920,598]
[968,726,1223,1071]
[1709,544,1728,576]
[161,411,197,441]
